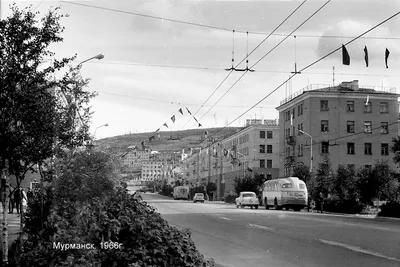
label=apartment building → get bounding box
[141,160,163,181]
[181,120,280,199]
[276,80,399,177]
[121,145,150,168]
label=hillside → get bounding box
[96,127,243,154]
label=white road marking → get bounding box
[249,223,274,231]
[319,239,400,263]
[219,216,232,221]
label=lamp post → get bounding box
[237,151,247,178]
[299,130,313,173]
[94,123,109,139]
[78,53,104,67]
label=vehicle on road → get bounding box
[193,193,205,203]
[173,186,189,200]
[262,177,308,211]
[236,192,259,209]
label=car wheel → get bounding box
[255,205,259,209]
[274,198,281,210]
[236,203,239,208]
[250,206,254,209]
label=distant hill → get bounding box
[96,127,243,155]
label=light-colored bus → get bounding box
[261,177,308,211]
[173,186,189,200]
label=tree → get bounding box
[314,156,333,207]
[233,175,258,195]
[206,181,217,200]
[292,162,312,184]
[390,135,400,165]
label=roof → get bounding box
[277,83,399,109]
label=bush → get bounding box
[322,198,365,214]
[14,186,215,267]
[224,194,237,204]
[378,202,400,218]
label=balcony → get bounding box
[286,136,296,146]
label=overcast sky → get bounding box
[2,0,400,139]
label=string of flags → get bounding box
[342,45,391,68]
[135,105,207,151]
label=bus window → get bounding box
[282,183,292,189]
[299,184,305,189]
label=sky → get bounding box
[2,0,400,139]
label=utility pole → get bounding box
[219,145,224,200]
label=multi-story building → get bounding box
[276,80,399,177]
[141,160,163,181]
[121,145,150,168]
[181,120,280,199]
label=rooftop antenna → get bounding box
[291,35,301,74]
[333,66,335,86]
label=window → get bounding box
[297,124,301,135]
[347,121,355,133]
[321,141,329,154]
[381,122,389,134]
[297,145,301,156]
[380,102,388,113]
[298,105,300,116]
[299,184,305,189]
[267,131,273,139]
[300,103,303,115]
[364,143,372,155]
[347,101,354,112]
[347,143,355,154]
[321,120,329,132]
[267,160,272,168]
[260,131,265,138]
[301,144,304,156]
[260,159,265,168]
[364,121,372,134]
[293,108,295,118]
[364,101,372,113]
[300,123,303,133]
[260,145,265,153]
[267,145,272,153]
[282,183,293,188]
[320,100,328,111]
[381,143,389,156]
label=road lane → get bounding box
[143,194,400,267]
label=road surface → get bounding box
[142,193,400,267]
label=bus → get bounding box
[173,186,189,200]
[261,177,308,211]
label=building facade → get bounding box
[276,80,399,177]
[181,120,280,199]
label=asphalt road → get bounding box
[142,193,400,267]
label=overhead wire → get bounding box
[198,0,331,125]
[60,1,400,40]
[204,9,400,149]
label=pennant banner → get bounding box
[186,107,192,115]
[198,123,202,127]
[171,115,176,123]
[163,123,168,128]
[364,46,369,67]
[385,48,390,69]
[178,108,183,115]
[342,44,350,65]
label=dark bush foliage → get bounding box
[378,202,400,218]
[224,194,237,204]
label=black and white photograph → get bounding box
[0,0,400,266]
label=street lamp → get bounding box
[299,130,313,173]
[78,53,104,67]
[94,123,109,139]
[237,151,247,178]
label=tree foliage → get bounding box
[0,4,95,185]
[292,162,312,184]
[314,155,333,200]
[233,175,258,195]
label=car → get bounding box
[235,191,259,209]
[193,193,205,203]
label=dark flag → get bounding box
[163,123,168,128]
[149,135,155,143]
[186,107,192,115]
[178,108,183,115]
[155,128,160,132]
[194,117,198,122]
[171,115,176,123]
[385,48,390,68]
[198,123,202,127]
[205,130,208,135]
[364,46,369,67]
[342,45,350,65]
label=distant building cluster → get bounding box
[181,80,400,200]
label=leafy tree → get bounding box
[390,135,400,165]
[314,155,333,200]
[292,162,312,184]
[233,175,258,195]
[206,181,217,200]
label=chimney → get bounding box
[350,80,359,90]
[340,80,359,90]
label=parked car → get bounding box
[193,193,205,203]
[236,191,259,209]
